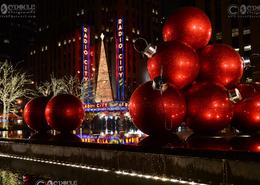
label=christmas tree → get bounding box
[95,33,113,102]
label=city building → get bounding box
[26,0,162,100]
[26,0,162,134]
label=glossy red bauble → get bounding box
[162,7,212,49]
[236,83,257,99]
[45,94,84,132]
[233,95,260,132]
[147,41,200,89]
[186,82,233,134]
[198,44,243,89]
[129,81,186,136]
[23,97,50,132]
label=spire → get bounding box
[95,33,113,102]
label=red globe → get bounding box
[23,97,50,132]
[45,94,84,131]
[129,81,186,136]
[198,44,243,89]
[147,41,199,89]
[233,95,260,133]
[186,82,233,134]
[162,7,212,49]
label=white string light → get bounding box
[0,153,208,185]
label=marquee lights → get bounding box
[84,101,128,112]
[116,17,125,100]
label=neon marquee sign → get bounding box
[116,17,125,100]
[82,25,91,102]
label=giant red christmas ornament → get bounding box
[129,81,186,136]
[198,44,243,89]
[24,97,50,132]
[162,7,212,49]
[45,94,84,131]
[186,82,233,134]
[233,95,260,132]
[147,41,199,89]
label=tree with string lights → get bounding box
[0,62,33,134]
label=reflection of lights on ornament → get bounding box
[77,70,80,74]
[256,145,260,152]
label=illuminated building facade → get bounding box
[26,0,162,100]
[25,0,162,134]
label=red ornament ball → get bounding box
[24,97,50,132]
[186,82,233,134]
[45,94,84,132]
[147,41,199,89]
[198,44,243,89]
[162,7,212,49]
[233,95,260,133]
[129,81,186,136]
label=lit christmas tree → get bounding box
[95,33,113,102]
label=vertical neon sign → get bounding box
[82,25,91,103]
[116,17,125,100]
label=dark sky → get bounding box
[161,0,194,17]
